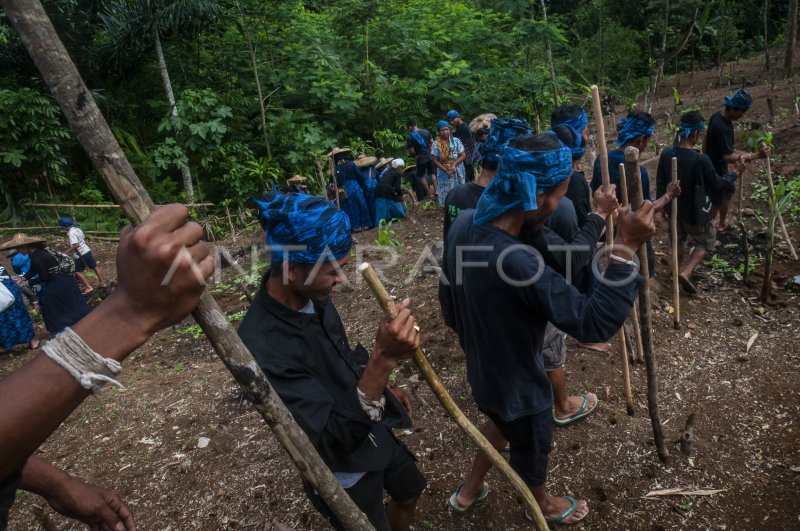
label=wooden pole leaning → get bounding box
[670,157,681,329]
[2,1,375,528]
[761,146,798,261]
[590,85,634,414]
[358,263,549,531]
[616,163,635,416]
[624,147,669,463]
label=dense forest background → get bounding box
[1,0,797,222]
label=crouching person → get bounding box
[238,193,426,531]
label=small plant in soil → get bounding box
[375,219,401,248]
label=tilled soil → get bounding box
[3,52,800,530]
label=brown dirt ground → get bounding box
[2,53,800,530]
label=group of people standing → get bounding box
[0,216,107,354]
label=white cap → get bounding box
[391,158,405,168]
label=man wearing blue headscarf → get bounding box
[442,118,531,239]
[704,88,769,232]
[551,105,592,226]
[591,110,655,203]
[439,133,656,524]
[406,119,436,200]
[59,216,107,294]
[658,111,731,294]
[239,193,426,531]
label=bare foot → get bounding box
[576,341,611,353]
[554,392,598,421]
[541,495,589,524]
[29,339,39,350]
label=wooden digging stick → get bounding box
[3,2,375,528]
[358,263,549,531]
[624,147,669,463]
[762,144,798,261]
[329,156,342,209]
[670,157,680,329]
[616,164,635,416]
[591,86,634,414]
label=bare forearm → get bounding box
[19,456,69,498]
[0,294,153,479]
[358,350,396,400]
[651,194,671,213]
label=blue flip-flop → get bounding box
[554,393,598,427]
[447,482,489,513]
[525,496,588,525]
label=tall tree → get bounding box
[786,0,798,76]
[101,0,223,200]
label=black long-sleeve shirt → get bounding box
[656,146,729,225]
[439,211,642,421]
[238,283,410,473]
[375,168,402,200]
[23,248,59,286]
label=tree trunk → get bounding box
[235,0,271,159]
[646,0,670,113]
[764,0,770,71]
[786,0,798,76]
[539,0,558,104]
[154,30,195,201]
[1,1,375,528]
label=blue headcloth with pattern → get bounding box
[676,118,705,139]
[437,119,450,130]
[253,193,352,264]
[481,118,532,163]
[473,144,572,226]
[551,109,588,160]
[58,216,75,227]
[724,89,752,110]
[616,115,655,146]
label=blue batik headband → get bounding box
[616,116,655,146]
[473,145,572,226]
[481,118,532,162]
[253,193,352,264]
[724,89,752,110]
[552,109,588,160]
[677,119,705,139]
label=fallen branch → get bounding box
[643,487,726,499]
[2,2,375,528]
[359,263,549,531]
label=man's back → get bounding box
[443,182,484,239]
[704,111,734,175]
[656,146,719,224]
[591,149,652,201]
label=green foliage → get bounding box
[375,219,400,248]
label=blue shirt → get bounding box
[439,211,643,421]
[591,149,652,201]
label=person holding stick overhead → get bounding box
[440,133,656,525]
[704,89,768,233]
[238,193,426,531]
[657,111,732,294]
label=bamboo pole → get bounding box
[624,146,669,463]
[670,157,680,329]
[358,263,549,531]
[2,1,375,528]
[617,163,635,416]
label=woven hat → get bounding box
[375,157,393,170]
[0,233,47,251]
[354,155,377,168]
[402,165,417,178]
[326,147,352,158]
[287,175,307,183]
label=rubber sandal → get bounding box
[447,482,488,513]
[525,496,588,525]
[554,393,598,427]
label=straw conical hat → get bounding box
[470,113,497,134]
[354,155,377,168]
[287,175,307,183]
[375,157,393,170]
[0,233,47,251]
[402,165,417,178]
[326,147,352,158]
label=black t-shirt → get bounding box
[375,168,402,200]
[443,182,484,239]
[407,129,432,164]
[453,122,475,161]
[0,469,22,531]
[656,146,726,224]
[565,170,592,227]
[23,247,59,285]
[704,111,735,175]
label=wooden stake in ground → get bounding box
[762,146,798,261]
[2,1,375,528]
[359,263,550,531]
[624,146,669,463]
[591,85,634,416]
[670,157,680,329]
[616,163,635,416]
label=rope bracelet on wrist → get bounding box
[41,327,124,394]
[609,254,637,268]
[357,386,386,422]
